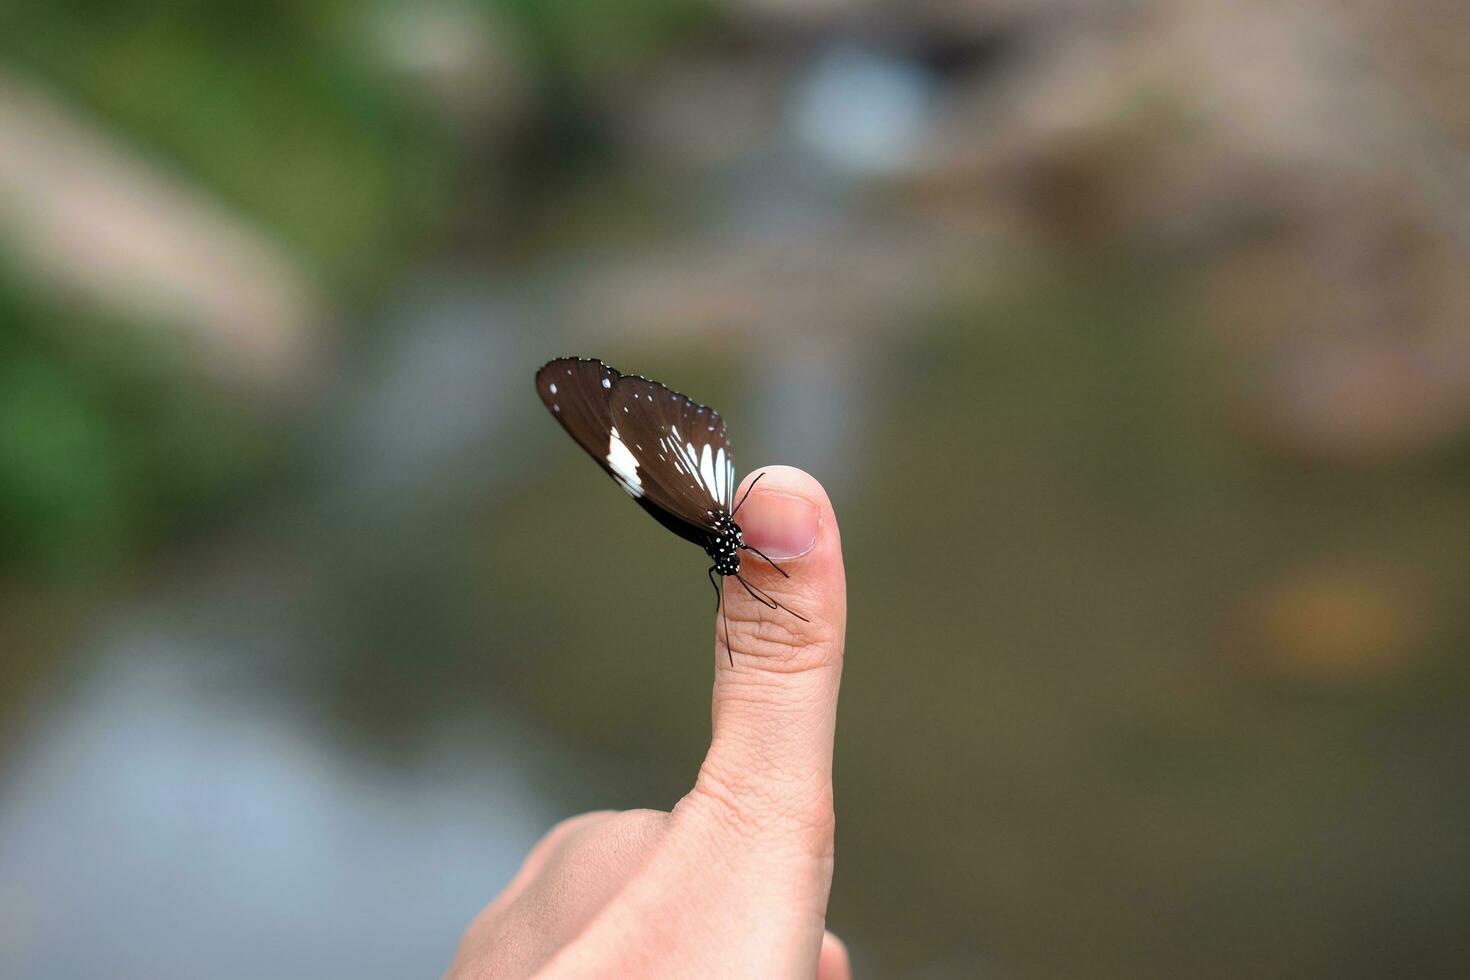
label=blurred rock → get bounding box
[895,0,1470,461]
[0,71,321,398]
[1202,184,1470,462]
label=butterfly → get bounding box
[535,356,806,663]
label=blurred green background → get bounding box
[2,1,1469,977]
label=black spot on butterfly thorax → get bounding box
[706,513,743,576]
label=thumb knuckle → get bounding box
[686,760,836,859]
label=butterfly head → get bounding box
[706,513,742,576]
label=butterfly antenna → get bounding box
[709,565,732,666]
[732,471,765,516]
[739,542,790,578]
[734,572,810,623]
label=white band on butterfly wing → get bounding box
[607,426,644,498]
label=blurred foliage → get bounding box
[0,0,715,280]
[0,264,273,579]
[0,0,444,580]
[0,0,449,285]
[0,0,717,583]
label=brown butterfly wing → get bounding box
[607,375,734,533]
[535,357,623,480]
[536,357,729,547]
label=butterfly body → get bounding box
[707,514,744,576]
[535,356,805,662]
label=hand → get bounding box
[448,466,849,979]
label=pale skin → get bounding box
[447,466,849,979]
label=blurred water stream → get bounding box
[0,632,558,979]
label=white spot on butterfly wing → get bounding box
[549,382,558,394]
[606,426,643,497]
[602,378,611,389]
[715,447,727,505]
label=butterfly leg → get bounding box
[739,542,790,578]
[735,572,810,623]
[734,573,777,609]
[710,565,732,666]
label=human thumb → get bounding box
[691,465,846,848]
